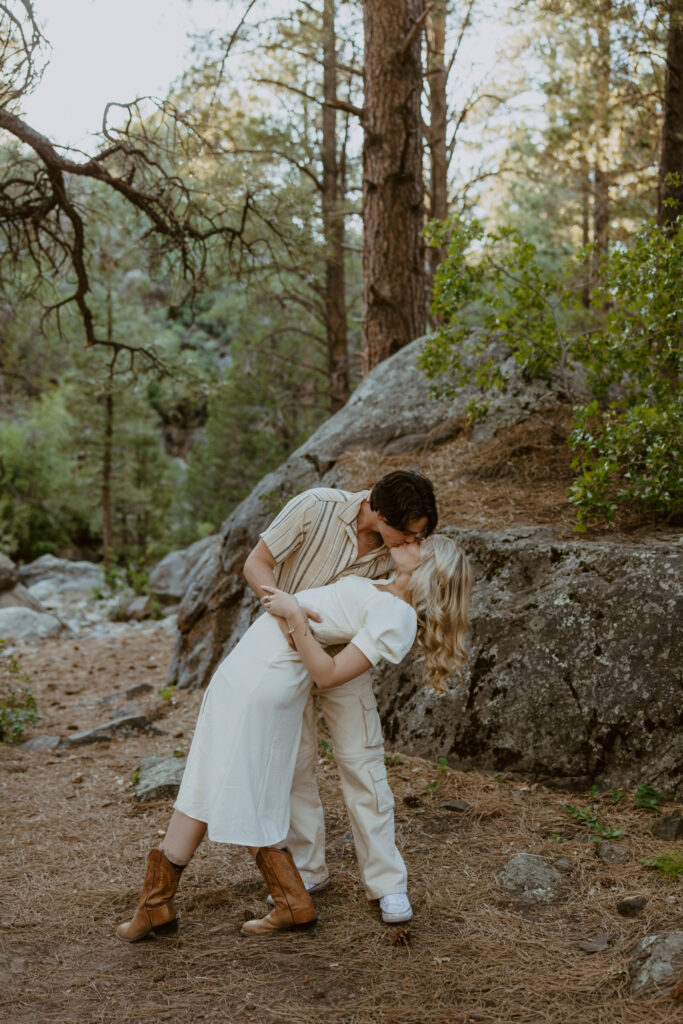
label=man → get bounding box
[243,470,437,923]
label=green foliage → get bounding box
[420,219,583,416]
[633,784,672,810]
[563,803,625,841]
[0,392,93,560]
[422,217,682,527]
[0,641,40,744]
[569,221,683,527]
[157,686,175,702]
[640,853,683,881]
[384,752,404,766]
[320,739,334,761]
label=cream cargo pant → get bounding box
[285,671,407,900]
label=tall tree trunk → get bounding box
[426,0,448,303]
[102,390,113,573]
[658,0,683,231]
[362,0,425,375]
[591,0,611,284]
[102,287,114,573]
[580,154,591,308]
[322,0,349,411]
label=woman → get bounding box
[116,534,472,941]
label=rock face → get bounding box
[164,337,682,796]
[148,535,220,606]
[168,337,579,693]
[375,525,682,797]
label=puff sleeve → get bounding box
[350,596,417,666]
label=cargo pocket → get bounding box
[361,694,382,747]
[370,763,394,814]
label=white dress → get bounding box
[174,575,417,847]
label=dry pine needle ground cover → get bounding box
[1,628,681,1024]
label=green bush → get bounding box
[0,642,40,744]
[421,217,682,526]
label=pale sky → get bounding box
[21,0,514,152]
[22,0,222,146]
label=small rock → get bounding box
[617,896,648,918]
[495,852,564,902]
[108,705,140,721]
[595,841,631,865]
[119,595,151,621]
[629,930,683,996]
[125,683,154,698]
[440,799,473,813]
[67,715,156,746]
[579,929,610,953]
[652,812,683,842]
[552,858,575,875]
[19,735,61,752]
[0,607,65,643]
[134,756,187,802]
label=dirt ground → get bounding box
[1,626,681,1024]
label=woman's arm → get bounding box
[262,586,372,690]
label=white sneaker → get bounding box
[267,875,329,905]
[379,892,413,924]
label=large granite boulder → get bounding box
[373,525,682,796]
[168,337,579,693]
[164,337,681,794]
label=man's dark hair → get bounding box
[369,470,438,535]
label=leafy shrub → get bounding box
[0,641,40,743]
[421,217,682,526]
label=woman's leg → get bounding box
[161,810,207,866]
[116,811,207,943]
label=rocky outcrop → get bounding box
[168,337,580,693]
[164,337,681,796]
[147,535,219,606]
[374,525,682,797]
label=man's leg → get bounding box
[318,673,407,900]
[284,694,330,888]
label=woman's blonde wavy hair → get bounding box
[406,535,473,693]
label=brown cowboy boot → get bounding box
[116,849,182,942]
[241,847,317,936]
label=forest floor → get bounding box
[2,625,681,1024]
[2,403,680,1024]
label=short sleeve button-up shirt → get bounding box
[259,487,393,594]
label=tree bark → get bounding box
[322,0,349,411]
[426,0,448,297]
[591,1,611,284]
[362,0,425,374]
[658,0,683,230]
[101,287,114,573]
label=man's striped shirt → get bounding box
[260,487,393,594]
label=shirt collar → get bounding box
[338,490,370,527]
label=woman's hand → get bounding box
[260,585,302,621]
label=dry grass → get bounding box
[335,407,669,537]
[1,628,681,1024]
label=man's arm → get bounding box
[243,538,279,598]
